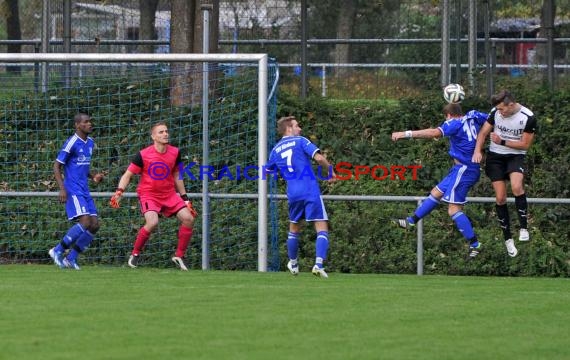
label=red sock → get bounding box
[175,225,193,258]
[132,227,151,256]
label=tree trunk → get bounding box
[139,0,160,53]
[170,0,195,106]
[334,0,356,78]
[6,0,22,74]
[170,0,219,107]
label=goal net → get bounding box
[0,53,280,271]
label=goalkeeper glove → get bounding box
[109,188,124,208]
[181,193,198,218]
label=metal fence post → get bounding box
[416,200,424,276]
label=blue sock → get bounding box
[287,232,300,260]
[55,223,85,253]
[411,195,440,223]
[315,231,329,267]
[451,211,476,241]
[67,230,94,262]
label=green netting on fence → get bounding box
[0,60,279,270]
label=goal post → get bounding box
[0,52,279,272]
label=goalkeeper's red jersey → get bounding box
[127,144,182,200]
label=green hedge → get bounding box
[1,75,568,275]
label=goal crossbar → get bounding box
[0,53,268,63]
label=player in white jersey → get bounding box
[472,90,538,257]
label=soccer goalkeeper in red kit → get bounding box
[110,122,197,270]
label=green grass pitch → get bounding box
[1,265,569,360]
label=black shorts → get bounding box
[484,152,526,182]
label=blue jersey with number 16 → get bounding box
[438,110,488,167]
[267,135,323,201]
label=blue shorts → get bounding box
[436,164,480,205]
[288,195,328,223]
[65,193,98,220]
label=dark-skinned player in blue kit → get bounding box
[49,113,105,270]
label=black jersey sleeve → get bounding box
[487,109,497,126]
[175,149,182,165]
[524,114,538,133]
[131,152,143,168]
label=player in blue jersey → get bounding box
[391,103,488,258]
[266,116,336,278]
[49,113,105,270]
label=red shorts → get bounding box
[138,194,186,218]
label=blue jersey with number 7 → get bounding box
[267,135,323,201]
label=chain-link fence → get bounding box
[0,0,568,98]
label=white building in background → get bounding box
[51,1,300,54]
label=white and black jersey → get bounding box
[487,105,537,155]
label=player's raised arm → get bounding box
[392,128,442,141]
